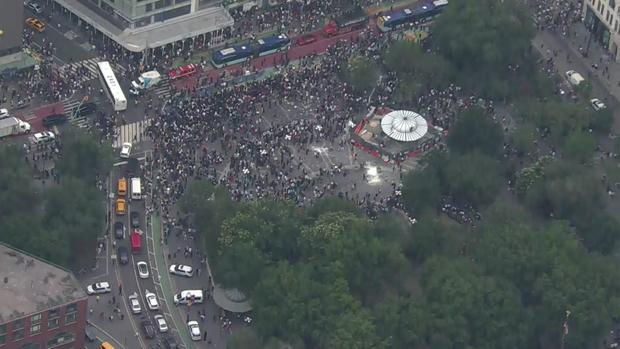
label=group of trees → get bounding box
[0,129,112,269]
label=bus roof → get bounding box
[214,44,253,58]
[97,61,126,108]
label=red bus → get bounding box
[130,231,141,254]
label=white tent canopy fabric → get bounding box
[380,110,428,142]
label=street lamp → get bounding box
[72,95,89,119]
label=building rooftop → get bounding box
[56,0,234,52]
[0,243,86,323]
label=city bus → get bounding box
[96,61,127,111]
[377,0,448,32]
[211,44,254,68]
[254,33,290,56]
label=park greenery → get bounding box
[176,1,620,349]
[0,128,112,269]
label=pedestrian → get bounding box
[118,283,123,295]
[203,330,208,341]
[96,295,100,303]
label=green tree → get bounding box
[510,123,538,156]
[306,196,359,218]
[374,297,430,348]
[421,256,535,349]
[444,152,503,206]
[433,0,535,98]
[383,40,453,88]
[56,129,113,180]
[403,213,461,263]
[447,106,504,157]
[563,129,596,163]
[0,145,36,217]
[342,55,378,93]
[401,166,441,214]
[226,327,261,349]
[217,242,269,293]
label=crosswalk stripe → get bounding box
[113,119,152,148]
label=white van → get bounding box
[131,177,142,200]
[173,290,203,305]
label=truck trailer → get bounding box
[0,117,31,139]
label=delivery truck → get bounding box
[0,117,31,139]
[130,71,161,92]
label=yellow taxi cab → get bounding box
[100,342,115,349]
[25,17,45,32]
[117,177,127,197]
[115,198,126,215]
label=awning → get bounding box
[212,286,252,313]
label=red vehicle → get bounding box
[168,63,197,80]
[295,34,318,46]
[323,6,368,37]
[130,230,141,254]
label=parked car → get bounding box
[86,282,111,295]
[169,264,193,277]
[31,131,55,144]
[117,246,129,265]
[43,114,67,127]
[0,109,10,119]
[128,292,141,314]
[27,1,43,13]
[296,34,317,46]
[162,335,179,349]
[114,221,125,239]
[25,17,45,32]
[120,142,132,159]
[154,314,169,333]
[145,290,159,310]
[187,321,201,341]
[168,64,196,80]
[141,320,156,339]
[130,211,140,228]
[136,261,149,279]
[591,98,607,111]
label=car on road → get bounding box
[141,319,156,339]
[0,109,10,119]
[86,281,111,295]
[116,198,126,215]
[169,264,193,277]
[128,292,141,314]
[130,211,140,228]
[120,142,132,159]
[73,102,97,117]
[145,290,159,310]
[114,221,125,239]
[26,1,43,13]
[25,17,45,32]
[117,246,129,265]
[31,131,55,144]
[163,335,179,349]
[168,64,197,80]
[187,321,201,341]
[154,314,169,333]
[296,34,317,46]
[43,114,67,127]
[136,261,149,279]
[591,98,607,111]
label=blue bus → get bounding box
[254,34,291,57]
[377,0,448,32]
[211,44,254,68]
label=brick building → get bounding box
[0,243,88,349]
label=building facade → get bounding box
[0,244,88,349]
[50,0,234,55]
[0,0,24,56]
[583,0,620,61]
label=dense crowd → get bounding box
[530,0,582,34]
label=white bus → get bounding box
[96,61,127,111]
[131,177,142,200]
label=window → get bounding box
[0,335,5,345]
[29,324,40,336]
[12,329,23,341]
[145,3,152,11]
[47,319,59,330]
[12,319,24,330]
[610,0,616,8]
[30,314,41,325]
[65,304,77,314]
[0,324,6,334]
[64,313,76,325]
[20,343,41,349]
[46,332,75,349]
[47,309,59,319]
